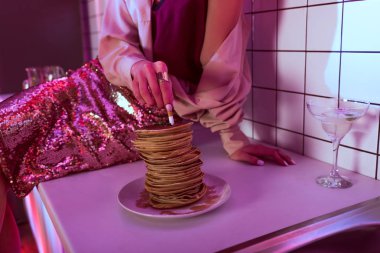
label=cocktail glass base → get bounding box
[316,175,352,189]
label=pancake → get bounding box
[133,122,207,209]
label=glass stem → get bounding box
[330,139,341,178]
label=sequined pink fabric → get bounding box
[0,59,170,197]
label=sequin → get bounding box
[0,58,174,197]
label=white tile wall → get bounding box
[83,0,380,180]
[240,119,254,139]
[243,88,253,120]
[340,105,379,154]
[306,52,340,97]
[253,0,277,12]
[304,136,332,164]
[253,123,276,146]
[253,88,276,125]
[278,0,307,9]
[277,128,303,154]
[308,0,342,6]
[342,0,380,52]
[307,3,342,51]
[277,92,304,133]
[277,52,305,92]
[243,0,252,13]
[277,8,307,50]
[252,52,276,88]
[252,11,277,50]
[338,146,377,178]
[340,53,380,103]
[251,0,380,180]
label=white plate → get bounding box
[117,174,231,219]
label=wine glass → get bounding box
[306,97,370,189]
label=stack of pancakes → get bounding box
[134,122,207,209]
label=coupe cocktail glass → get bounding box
[306,98,369,189]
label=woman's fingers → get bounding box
[138,78,155,106]
[131,78,144,104]
[144,63,164,108]
[230,150,264,166]
[279,151,296,165]
[272,151,289,166]
[153,61,174,107]
[233,144,295,166]
[131,61,155,106]
[130,60,172,108]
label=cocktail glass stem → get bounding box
[330,139,342,178]
[316,135,352,188]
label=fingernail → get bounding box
[283,161,289,166]
[157,72,169,82]
[257,160,264,166]
[165,104,173,111]
[165,104,174,125]
[291,159,296,165]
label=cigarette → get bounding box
[165,104,174,125]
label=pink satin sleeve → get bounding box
[98,0,147,90]
[170,14,252,155]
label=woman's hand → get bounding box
[230,144,296,166]
[130,60,173,108]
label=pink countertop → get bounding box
[37,125,380,253]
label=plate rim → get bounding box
[117,173,231,219]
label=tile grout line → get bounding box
[250,2,255,140]
[376,108,380,180]
[275,0,279,146]
[302,0,309,156]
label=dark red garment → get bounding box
[152,0,207,94]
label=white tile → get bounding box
[244,0,252,13]
[240,119,254,139]
[90,33,100,50]
[307,4,342,51]
[87,1,97,16]
[306,52,340,97]
[246,14,253,50]
[88,16,99,33]
[340,53,380,104]
[304,96,331,142]
[304,136,332,164]
[91,48,99,59]
[339,146,377,178]
[277,52,305,93]
[252,52,276,89]
[378,156,380,180]
[253,123,276,146]
[308,0,342,5]
[277,129,303,154]
[341,105,379,153]
[96,15,105,31]
[278,8,307,50]
[98,0,108,14]
[277,92,304,133]
[278,0,307,9]
[343,0,380,51]
[252,12,277,50]
[253,0,277,12]
[253,88,276,125]
[246,51,253,78]
[243,87,253,120]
